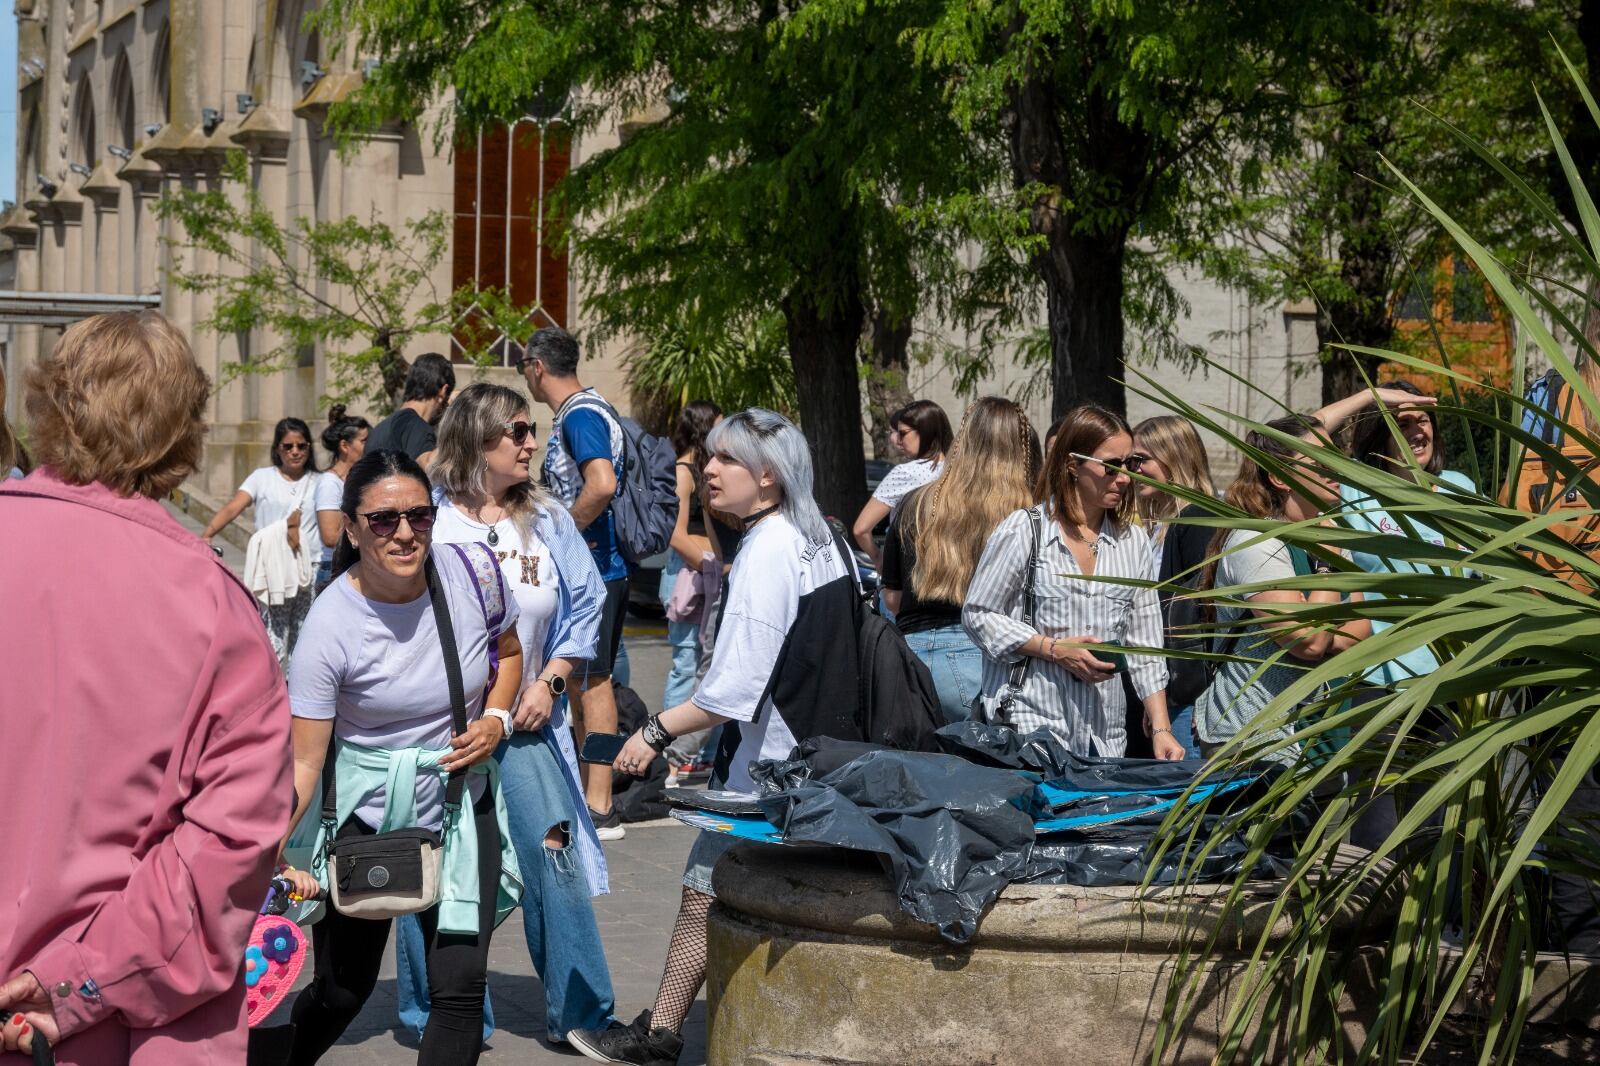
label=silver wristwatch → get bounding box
[538,673,568,697]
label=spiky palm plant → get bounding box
[1139,57,1600,1066]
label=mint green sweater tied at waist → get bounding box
[311,739,523,935]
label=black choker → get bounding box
[742,504,780,528]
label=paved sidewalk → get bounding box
[283,821,705,1065]
[168,498,703,1062]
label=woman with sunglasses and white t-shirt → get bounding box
[376,383,618,1047]
[202,416,323,662]
[964,403,1184,760]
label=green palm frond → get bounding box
[1137,58,1600,1065]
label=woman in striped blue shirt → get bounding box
[963,403,1184,759]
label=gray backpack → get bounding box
[568,394,680,565]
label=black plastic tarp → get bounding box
[740,729,1295,944]
[750,743,1048,942]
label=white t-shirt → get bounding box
[872,458,943,507]
[288,546,520,830]
[240,466,322,548]
[692,513,850,792]
[431,495,559,681]
[313,472,345,565]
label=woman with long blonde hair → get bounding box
[1130,415,1216,757]
[881,397,1041,722]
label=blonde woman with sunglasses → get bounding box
[964,403,1183,759]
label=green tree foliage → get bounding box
[1184,0,1573,403]
[155,151,530,412]
[623,315,796,435]
[315,0,990,517]
[905,0,1333,418]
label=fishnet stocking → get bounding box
[650,887,713,1033]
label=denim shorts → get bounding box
[681,829,740,897]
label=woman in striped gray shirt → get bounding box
[963,404,1185,759]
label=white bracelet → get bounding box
[484,707,514,737]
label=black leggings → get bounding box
[288,791,499,1065]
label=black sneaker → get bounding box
[568,1010,683,1065]
[589,804,626,841]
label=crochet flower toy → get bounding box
[244,914,307,1027]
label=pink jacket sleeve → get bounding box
[23,587,293,1036]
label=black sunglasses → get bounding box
[1070,451,1147,475]
[500,419,535,446]
[358,505,438,538]
[280,441,309,452]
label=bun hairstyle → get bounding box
[321,404,371,460]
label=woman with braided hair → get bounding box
[881,397,1043,722]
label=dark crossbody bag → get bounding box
[321,555,469,919]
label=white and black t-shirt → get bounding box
[872,458,943,508]
[692,512,851,792]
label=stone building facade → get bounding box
[0,0,1323,505]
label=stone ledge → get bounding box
[168,481,253,553]
[710,842,1392,953]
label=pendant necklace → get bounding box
[470,500,502,547]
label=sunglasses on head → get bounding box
[500,419,535,446]
[1070,451,1147,475]
[358,505,438,538]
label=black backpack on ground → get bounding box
[568,393,679,565]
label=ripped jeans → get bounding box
[396,728,616,1042]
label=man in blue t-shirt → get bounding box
[521,326,630,840]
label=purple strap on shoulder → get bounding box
[443,542,509,689]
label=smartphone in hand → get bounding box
[579,731,630,765]
[1098,641,1128,674]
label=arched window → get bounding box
[150,24,171,127]
[110,53,135,152]
[20,107,40,187]
[72,82,97,167]
[451,117,572,364]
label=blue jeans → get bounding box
[1167,705,1203,760]
[612,638,630,688]
[658,557,702,712]
[902,625,983,724]
[397,730,616,1042]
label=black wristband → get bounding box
[642,714,674,753]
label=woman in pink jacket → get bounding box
[0,311,293,1063]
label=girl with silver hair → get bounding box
[388,382,621,1046]
[569,408,856,1066]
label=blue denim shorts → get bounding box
[681,829,740,897]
